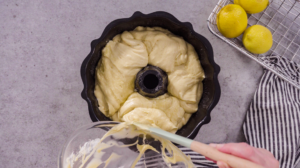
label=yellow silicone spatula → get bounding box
[133,123,263,168]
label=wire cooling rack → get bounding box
[208,0,300,89]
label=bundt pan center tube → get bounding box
[135,65,168,98]
[81,11,221,139]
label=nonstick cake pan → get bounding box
[81,11,221,139]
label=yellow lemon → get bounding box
[234,0,269,14]
[217,4,248,38]
[242,25,273,54]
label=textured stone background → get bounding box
[0,0,275,167]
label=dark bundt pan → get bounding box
[81,11,221,139]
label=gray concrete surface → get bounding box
[0,0,278,167]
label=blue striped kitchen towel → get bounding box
[243,69,300,168]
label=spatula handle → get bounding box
[190,141,264,168]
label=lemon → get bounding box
[234,0,269,14]
[217,4,248,38]
[242,25,273,54]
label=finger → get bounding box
[217,161,231,168]
[214,143,251,157]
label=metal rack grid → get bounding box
[208,0,300,89]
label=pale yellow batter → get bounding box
[94,26,205,132]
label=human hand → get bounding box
[207,143,279,168]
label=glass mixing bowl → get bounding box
[58,121,189,168]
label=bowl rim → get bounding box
[80,11,221,139]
